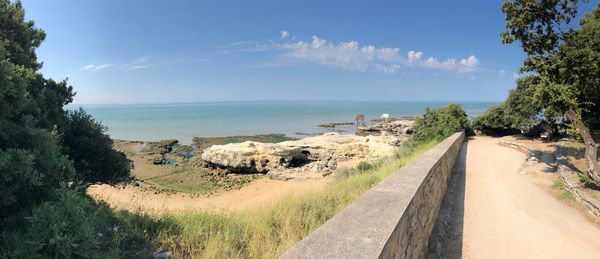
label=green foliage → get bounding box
[473,103,515,135]
[0,120,74,219]
[0,0,46,70]
[474,76,541,135]
[0,4,131,257]
[356,161,375,171]
[552,178,565,189]
[502,1,600,183]
[550,4,600,128]
[501,0,579,68]
[1,189,103,257]
[411,104,472,142]
[502,1,600,127]
[558,190,575,201]
[61,109,131,184]
[0,188,166,258]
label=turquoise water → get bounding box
[68,101,494,143]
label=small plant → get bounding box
[356,161,374,171]
[558,191,575,201]
[552,179,565,189]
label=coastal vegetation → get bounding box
[0,1,134,256]
[473,76,541,135]
[491,0,600,185]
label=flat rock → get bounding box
[201,133,400,179]
[201,141,307,173]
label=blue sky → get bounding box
[21,0,596,104]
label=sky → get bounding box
[21,0,597,104]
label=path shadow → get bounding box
[425,139,468,258]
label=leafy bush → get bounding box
[356,161,374,171]
[473,77,541,136]
[61,109,131,184]
[0,188,166,258]
[411,104,472,143]
[1,189,103,257]
[0,120,74,219]
[472,103,521,136]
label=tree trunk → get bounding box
[565,108,600,184]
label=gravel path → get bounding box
[429,136,600,258]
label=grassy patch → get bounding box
[552,179,576,201]
[558,191,575,201]
[147,140,438,258]
[193,134,293,152]
[552,178,565,189]
[145,163,260,195]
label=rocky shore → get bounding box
[356,118,414,137]
[200,132,401,180]
[114,117,415,183]
[318,122,354,128]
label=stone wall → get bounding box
[280,132,465,259]
[556,142,600,220]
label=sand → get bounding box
[87,177,331,215]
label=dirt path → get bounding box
[429,136,600,258]
[87,177,331,214]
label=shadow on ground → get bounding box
[425,139,467,259]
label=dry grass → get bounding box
[146,141,437,258]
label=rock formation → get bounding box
[318,122,354,128]
[140,139,179,164]
[356,119,414,137]
[201,141,308,173]
[200,133,400,180]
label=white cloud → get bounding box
[418,54,479,73]
[81,56,154,72]
[131,55,151,65]
[280,30,290,40]
[407,50,424,63]
[131,64,155,69]
[81,64,114,72]
[82,64,96,71]
[273,34,480,74]
[375,64,401,74]
[460,55,478,67]
[498,69,507,78]
[279,36,401,72]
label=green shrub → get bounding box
[411,104,472,143]
[0,188,171,258]
[0,120,74,219]
[473,76,541,136]
[356,161,374,171]
[1,189,103,258]
[61,108,132,184]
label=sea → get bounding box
[67,101,495,143]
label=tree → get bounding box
[502,0,600,184]
[61,109,131,184]
[411,104,472,143]
[474,76,542,135]
[0,0,75,218]
[0,0,129,219]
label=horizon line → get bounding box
[68,99,500,106]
